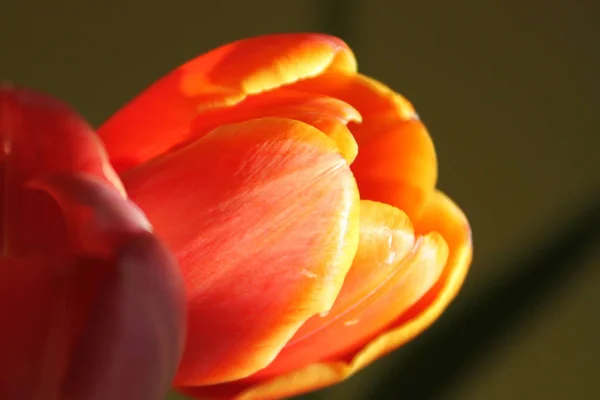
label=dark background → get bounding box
[2,1,598,399]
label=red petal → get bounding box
[29,173,151,258]
[63,233,185,400]
[121,117,360,385]
[98,33,356,172]
[0,85,125,257]
[24,174,186,400]
[0,257,76,400]
[0,87,185,400]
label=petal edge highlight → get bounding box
[181,191,471,400]
[99,34,357,172]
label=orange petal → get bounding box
[0,85,125,257]
[400,190,473,323]
[255,199,447,377]
[121,118,360,385]
[181,201,447,399]
[289,72,416,121]
[181,191,471,400]
[186,90,361,164]
[289,73,436,219]
[350,118,437,220]
[99,33,356,172]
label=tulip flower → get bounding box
[0,85,186,400]
[96,33,472,399]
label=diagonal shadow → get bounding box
[368,193,600,400]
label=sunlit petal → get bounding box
[289,73,436,219]
[250,200,446,378]
[187,90,361,164]
[181,202,448,399]
[24,173,186,400]
[99,34,356,172]
[122,117,360,385]
[289,72,416,121]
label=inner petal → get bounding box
[289,73,437,220]
[248,200,448,379]
[184,90,361,164]
[0,85,123,258]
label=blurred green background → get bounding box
[2,0,598,399]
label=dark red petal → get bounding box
[63,233,185,400]
[27,174,185,400]
[0,84,125,258]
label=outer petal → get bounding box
[289,73,436,220]
[182,191,471,400]
[0,84,124,192]
[0,85,132,399]
[63,233,185,400]
[0,86,185,400]
[31,174,186,400]
[121,118,360,385]
[0,257,80,400]
[0,84,125,257]
[98,33,357,172]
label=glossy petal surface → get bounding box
[290,73,436,219]
[99,34,357,172]
[183,201,448,399]
[182,192,470,400]
[253,200,447,378]
[122,118,360,385]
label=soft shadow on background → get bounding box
[2,1,598,399]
